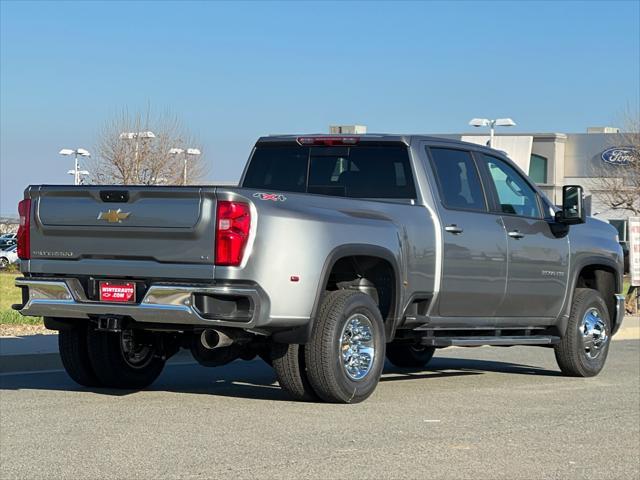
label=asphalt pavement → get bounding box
[1,340,639,480]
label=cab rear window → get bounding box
[242,145,416,199]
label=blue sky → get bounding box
[1,0,639,214]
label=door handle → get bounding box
[508,230,525,239]
[445,224,464,234]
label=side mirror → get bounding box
[556,185,586,225]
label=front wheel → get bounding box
[87,328,166,389]
[304,290,386,403]
[555,288,611,377]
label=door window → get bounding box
[480,154,542,218]
[428,148,486,211]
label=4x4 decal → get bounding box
[253,192,287,202]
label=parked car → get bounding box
[0,234,16,249]
[13,134,625,403]
[0,245,19,269]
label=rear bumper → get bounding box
[14,277,269,329]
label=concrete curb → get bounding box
[0,348,195,375]
[0,353,62,374]
[1,317,638,375]
[0,334,59,374]
[0,334,194,375]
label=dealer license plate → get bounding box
[99,281,136,303]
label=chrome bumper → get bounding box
[15,277,265,328]
[613,293,626,335]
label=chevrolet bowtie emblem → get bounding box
[97,209,131,223]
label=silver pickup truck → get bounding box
[14,134,625,403]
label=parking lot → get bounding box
[1,340,638,480]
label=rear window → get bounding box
[242,145,416,199]
[241,146,308,193]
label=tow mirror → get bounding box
[556,185,586,225]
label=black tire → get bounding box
[305,290,386,404]
[555,288,611,377]
[58,324,102,387]
[87,328,165,389]
[271,343,317,401]
[386,344,435,368]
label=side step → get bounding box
[421,335,560,347]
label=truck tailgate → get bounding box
[26,186,217,279]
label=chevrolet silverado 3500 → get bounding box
[14,135,625,403]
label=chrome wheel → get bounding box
[120,330,154,369]
[339,313,375,381]
[580,308,608,360]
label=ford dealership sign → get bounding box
[601,147,636,166]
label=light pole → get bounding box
[169,147,201,185]
[59,148,91,185]
[120,131,156,182]
[468,118,516,147]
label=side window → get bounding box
[344,146,416,198]
[429,148,486,211]
[480,154,542,218]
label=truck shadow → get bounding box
[382,357,562,382]
[0,356,561,401]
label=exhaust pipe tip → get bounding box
[200,329,234,350]
[200,329,220,349]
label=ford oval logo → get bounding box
[601,146,636,166]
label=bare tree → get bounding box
[589,111,640,216]
[0,217,19,235]
[588,109,639,313]
[90,107,206,185]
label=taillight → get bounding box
[215,201,251,266]
[17,199,31,260]
[296,136,359,146]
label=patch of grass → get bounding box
[0,272,41,325]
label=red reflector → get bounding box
[296,136,359,146]
[215,201,251,266]
[17,199,31,260]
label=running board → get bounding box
[420,335,560,347]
